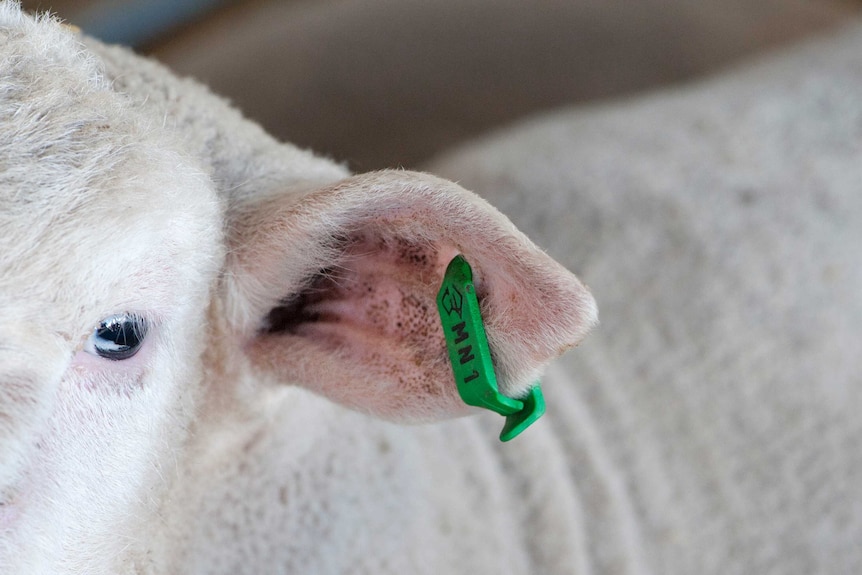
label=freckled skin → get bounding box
[271,230,447,365]
[296,232,452,400]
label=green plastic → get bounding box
[436,255,545,441]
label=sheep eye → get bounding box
[86,314,148,361]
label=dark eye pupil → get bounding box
[93,315,147,361]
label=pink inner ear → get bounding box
[258,231,470,420]
[238,171,596,422]
[266,232,460,346]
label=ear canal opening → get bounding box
[258,230,460,357]
[263,269,336,335]
[245,226,476,420]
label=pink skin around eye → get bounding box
[69,337,153,392]
[0,330,154,534]
[71,341,150,375]
[0,495,23,532]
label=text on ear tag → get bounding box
[436,255,545,441]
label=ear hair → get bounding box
[222,170,596,421]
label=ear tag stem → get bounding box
[436,255,545,441]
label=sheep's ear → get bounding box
[224,171,596,422]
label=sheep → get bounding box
[0,4,597,573]
[4,1,860,573]
[429,19,862,575]
[149,0,851,169]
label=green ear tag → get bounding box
[436,255,545,442]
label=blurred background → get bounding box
[19,0,861,170]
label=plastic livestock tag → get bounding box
[436,255,545,441]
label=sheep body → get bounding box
[431,20,862,575]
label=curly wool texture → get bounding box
[430,19,862,575]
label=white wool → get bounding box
[0,3,224,572]
[0,3,594,573]
[429,19,862,575]
[3,0,859,573]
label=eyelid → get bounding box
[99,312,148,337]
[71,335,153,378]
[83,310,160,337]
[75,310,161,354]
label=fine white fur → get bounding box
[429,19,862,575]
[4,1,859,573]
[0,3,597,573]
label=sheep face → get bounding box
[0,5,596,573]
[0,10,223,569]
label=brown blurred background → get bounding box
[20,0,861,170]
